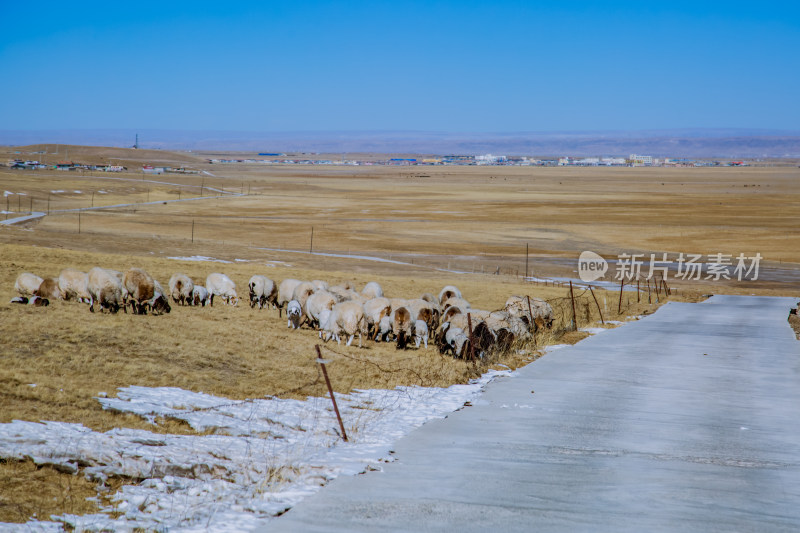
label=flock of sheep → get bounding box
[12,269,555,359]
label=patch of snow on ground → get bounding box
[4,191,14,196]
[73,190,82,194]
[50,190,65,193]
[579,327,609,335]
[167,256,233,264]
[0,371,507,531]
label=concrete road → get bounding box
[267,295,800,532]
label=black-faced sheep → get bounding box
[206,273,238,306]
[192,285,210,306]
[87,267,124,313]
[123,268,155,314]
[169,273,194,306]
[248,275,277,309]
[10,296,49,306]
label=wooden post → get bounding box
[47,194,50,214]
[618,278,624,314]
[315,346,348,442]
[178,188,181,200]
[29,196,33,213]
[637,278,640,302]
[191,219,195,243]
[647,278,652,303]
[78,210,81,234]
[200,178,205,196]
[91,191,94,207]
[467,312,475,361]
[310,226,314,253]
[569,281,578,331]
[525,243,529,280]
[589,286,604,325]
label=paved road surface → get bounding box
[266,295,800,532]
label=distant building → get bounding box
[629,154,653,166]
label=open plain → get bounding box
[1,144,798,525]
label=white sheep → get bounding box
[15,273,44,297]
[375,315,393,342]
[292,281,317,314]
[87,267,125,313]
[305,290,336,329]
[287,299,303,329]
[58,269,91,304]
[318,300,367,347]
[438,285,462,304]
[392,306,414,349]
[445,326,470,358]
[206,273,238,306]
[311,279,329,292]
[169,273,194,306]
[192,285,210,306]
[149,278,171,315]
[362,297,392,337]
[361,281,384,300]
[248,275,277,309]
[278,279,303,312]
[413,319,429,349]
[505,295,554,330]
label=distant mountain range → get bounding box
[2,129,800,158]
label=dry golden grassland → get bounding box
[0,144,797,522]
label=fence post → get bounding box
[618,278,624,314]
[569,281,578,331]
[589,286,604,325]
[467,312,476,361]
[315,345,348,442]
[637,278,640,302]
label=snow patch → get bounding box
[0,371,506,531]
[167,256,233,264]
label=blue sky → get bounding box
[1,1,798,133]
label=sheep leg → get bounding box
[346,334,354,347]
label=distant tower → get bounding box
[133,133,139,149]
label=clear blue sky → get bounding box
[1,1,798,133]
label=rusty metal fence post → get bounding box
[315,345,348,442]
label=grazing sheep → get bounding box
[123,268,155,314]
[375,315,393,342]
[393,306,413,349]
[278,279,303,313]
[362,297,392,337]
[311,279,329,292]
[318,300,368,347]
[443,326,470,358]
[328,285,362,303]
[442,296,471,313]
[10,296,49,306]
[15,273,44,297]
[34,278,62,301]
[438,285,462,304]
[287,299,303,329]
[407,298,440,332]
[484,310,530,340]
[169,273,194,306]
[58,269,91,304]
[420,293,440,309]
[292,281,317,314]
[192,285,210,306]
[87,267,124,313]
[305,290,336,328]
[413,319,429,349]
[441,305,463,324]
[148,279,171,315]
[206,273,238,306]
[505,295,554,330]
[361,281,384,300]
[248,275,277,309]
